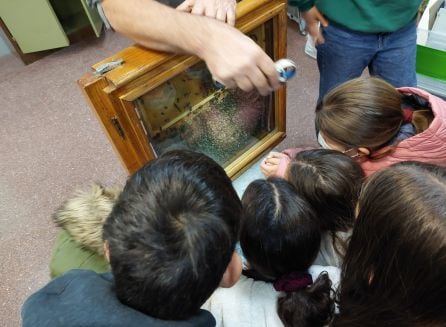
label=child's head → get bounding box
[240,177,334,327]
[315,77,403,158]
[102,150,242,320]
[287,149,364,233]
[240,177,320,278]
[334,162,446,327]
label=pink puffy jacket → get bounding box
[275,87,446,178]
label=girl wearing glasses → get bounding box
[262,77,446,177]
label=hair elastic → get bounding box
[402,108,414,122]
[273,272,313,292]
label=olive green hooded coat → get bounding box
[50,184,121,278]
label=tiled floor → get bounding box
[0,21,319,326]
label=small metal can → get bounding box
[275,58,297,83]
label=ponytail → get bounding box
[277,272,335,327]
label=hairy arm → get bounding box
[101,0,280,95]
[102,0,209,53]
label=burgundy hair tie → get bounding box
[273,272,313,292]
[402,108,413,123]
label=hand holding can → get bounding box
[213,58,297,89]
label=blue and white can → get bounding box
[275,58,297,83]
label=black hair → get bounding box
[103,150,241,320]
[287,149,364,256]
[240,177,334,327]
[333,161,446,327]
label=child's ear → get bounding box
[357,147,371,157]
[219,252,242,288]
[103,241,110,262]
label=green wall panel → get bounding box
[79,0,103,37]
[0,0,69,53]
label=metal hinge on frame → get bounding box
[94,58,124,76]
[134,105,149,137]
[111,116,125,139]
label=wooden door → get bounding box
[79,0,103,37]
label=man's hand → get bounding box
[102,0,279,95]
[302,6,329,46]
[260,152,287,177]
[199,23,280,96]
[177,0,236,26]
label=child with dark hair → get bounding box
[22,150,243,327]
[261,149,364,267]
[334,161,446,326]
[203,178,339,327]
[286,149,364,267]
[263,77,446,177]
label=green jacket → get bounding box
[50,230,109,279]
[289,0,421,33]
[50,183,121,278]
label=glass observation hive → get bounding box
[79,0,287,178]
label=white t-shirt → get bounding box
[314,231,351,267]
[202,265,340,327]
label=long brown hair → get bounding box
[333,162,446,327]
[316,77,403,157]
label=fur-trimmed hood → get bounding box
[52,184,121,255]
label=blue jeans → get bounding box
[316,21,417,100]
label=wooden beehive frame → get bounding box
[79,0,287,177]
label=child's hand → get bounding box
[260,152,287,177]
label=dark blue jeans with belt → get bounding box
[316,21,417,101]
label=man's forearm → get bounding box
[100,0,280,95]
[101,0,217,57]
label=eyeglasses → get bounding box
[318,133,362,159]
[341,148,362,159]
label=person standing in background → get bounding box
[291,0,421,100]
